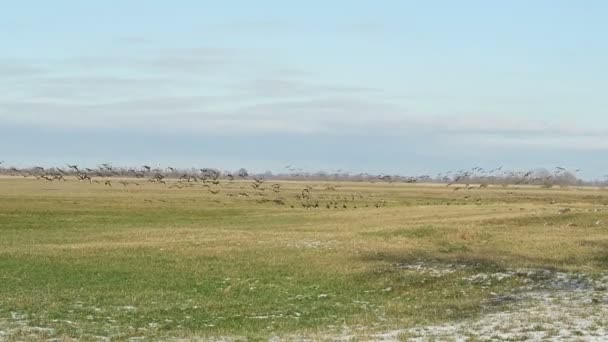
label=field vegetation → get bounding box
[1,178,608,340]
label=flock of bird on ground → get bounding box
[0,160,589,210]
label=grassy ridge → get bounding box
[1,179,607,339]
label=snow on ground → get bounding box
[376,268,608,341]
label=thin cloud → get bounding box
[2,94,607,152]
[1,47,604,153]
[0,60,47,77]
[114,36,151,45]
[217,20,389,37]
[218,20,292,34]
[4,75,196,103]
[457,134,608,151]
[65,46,246,74]
[235,79,379,98]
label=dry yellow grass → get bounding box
[1,178,607,339]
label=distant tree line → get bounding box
[0,163,597,187]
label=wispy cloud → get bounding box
[218,20,291,34]
[15,76,190,102]
[2,92,606,153]
[0,60,47,77]
[216,19,389,37]
[62,46,246,75]
[235,79,379,97]
[1,44,605,153]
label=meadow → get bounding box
[1,178,608,340]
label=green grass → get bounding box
[1,179,608,339]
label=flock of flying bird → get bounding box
[0,161,588,209]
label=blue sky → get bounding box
[1,1,607,178]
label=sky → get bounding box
[1,1,608,178]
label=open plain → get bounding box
[2,178,608,341]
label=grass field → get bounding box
[1,178,608,340]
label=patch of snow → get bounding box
[377,269,608,341]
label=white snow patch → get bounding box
[374,269,608,341]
